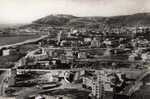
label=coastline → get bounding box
[0,35,48,49]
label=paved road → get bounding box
[0,68,103,73]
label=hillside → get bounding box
[32,13,150,28]
[33,14,77,26]
[106,13,150,27]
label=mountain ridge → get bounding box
[32,13,150,28]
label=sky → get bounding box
[0,0,150,24]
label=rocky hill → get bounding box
[33,14,77,26]
[32,13,150,28]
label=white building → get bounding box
[2,49,10,56]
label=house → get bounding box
[103,48,112,56]
[90,38,101,47]
[78,52,87,59]
[16,57,26,67]
[141,52,150,63]
[25,48,48,61]
[2,49,10,56]
[103,38,112,46]
[84,37,92,42]
[65,51,73,57]
[2,48,17,56]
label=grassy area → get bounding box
[0,35,41,46]
[0,42,39,68]
[0,54,21,68]
[18,44,39,54]
[0,43,39,68]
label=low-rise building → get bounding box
[2,49,10,56]
[2,48,17,56]
[77,52,87,59]
[90,38,101,48]
[26,48,48,61]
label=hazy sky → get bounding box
[0,0,150,24]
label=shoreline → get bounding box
[0,35,48,49]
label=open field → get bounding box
[0,35,41,46]
[0,55,21,68]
